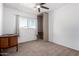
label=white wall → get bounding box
[49,4,79,51]
[0,4,3,35]
[3,7,37,43]
[48,11,54,42]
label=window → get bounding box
[19,16,37,28]
[28,18,36,28]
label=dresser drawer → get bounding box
[9,36,18,46]
[0,38,9,48]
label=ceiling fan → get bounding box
[34,3,49,12]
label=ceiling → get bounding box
[4,3,68,15]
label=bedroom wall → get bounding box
[3,6,37,43]
[49,4,79,51]
[0,3,3,35]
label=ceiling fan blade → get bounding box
[40,3,46,5]
[38,8,40,12]
[41,6,49,9]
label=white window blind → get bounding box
[19,16,37,28]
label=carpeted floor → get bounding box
[3,40,79,56]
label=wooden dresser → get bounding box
[0,34,18,51]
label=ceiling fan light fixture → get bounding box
[36,5,40,8]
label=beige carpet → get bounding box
[4,40,79,56]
